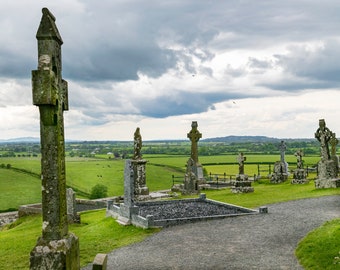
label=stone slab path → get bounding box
[82,196,339,270]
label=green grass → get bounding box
[296,218,340,270]
[0,210,158,269]
[202,179,340,208]
[0,168,41,212]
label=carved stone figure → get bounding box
[133,127,142,160]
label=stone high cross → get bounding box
[237,152,246,175]
[30,9,79,270]
[315,119,332,160]
[32,7,69,241]
[187,121,202,163]
[279,140,286,163]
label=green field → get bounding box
[0,154,328,212]
[1,153,340,269]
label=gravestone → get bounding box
[291,149,308,184]
[30,8,79,269]
[132,127,149,198]
[232,153,253,193]
[271,140,289,183]
[314,119,340,188]
[67,188,80,223]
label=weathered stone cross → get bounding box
[30,8,79,270]
[187,121,202,163]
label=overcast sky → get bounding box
[1,1,340,141]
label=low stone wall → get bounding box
[0,211,18,227]
[18,199,107,218]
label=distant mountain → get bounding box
[0,137,40,143]
[202,135,313,143]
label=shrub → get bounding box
[90,184,108,199]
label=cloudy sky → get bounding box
[1,1,340,141]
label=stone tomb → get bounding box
[107,160,260,228]
[106,157,259,228]
[30,8,79,269]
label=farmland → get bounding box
[0,138,331,211]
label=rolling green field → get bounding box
[1,153,340,269]
[0,154,328,212]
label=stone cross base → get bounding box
[30,233,79,270]
[291,169,308,184]
[236,174,249,181]
[314,178,340,189]
[317,160,337,179]
[231,186,254,193]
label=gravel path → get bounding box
[82,196,339,270]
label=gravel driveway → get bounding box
[82,195,339,270]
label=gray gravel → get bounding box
[82,195,340,270]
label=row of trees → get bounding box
[0,139,322,158]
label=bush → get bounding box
[90,184,108,199]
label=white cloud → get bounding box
[0,1,340,140]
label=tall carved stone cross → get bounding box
[30,8,79,270]
[32,7,69,241]
[279,140,286,163]
[187,121,202,163]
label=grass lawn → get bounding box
[296,218,340,270]
[0,168,41,212]
[0,210,158,269]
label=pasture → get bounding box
[0,153,326,212]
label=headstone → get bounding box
[270,140,289,183]
[67,188,80,223]
[314,119,340,188]
[132,127,149,197]
[291,149,308,184]
[232,153,253,193]
[30,8,79,269]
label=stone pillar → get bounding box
[30,8,79,270]
[132,127,149,198]
[132,159,149,196]
[118,160,139,225]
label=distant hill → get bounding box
[202,135,314,143]
[0,137,40,143]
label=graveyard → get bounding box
[0,7,340,270]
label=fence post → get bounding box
[257,164,260,175]
[269,164,271,175]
